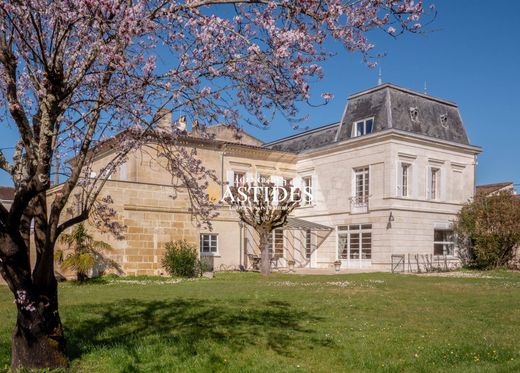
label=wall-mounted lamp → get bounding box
[386,212,394,229]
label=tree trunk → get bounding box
[11,287,68,370]
[0,231,69,370]
[259,230,271,276]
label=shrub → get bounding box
[454,191,520,269]
[162,240,199,277]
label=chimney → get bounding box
[191,119,200,137]
[156,108,172,132]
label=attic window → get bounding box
[409,107,419,122]
[440,114,448,128]
[352,118,374,137]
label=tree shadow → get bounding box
[65,297,330,366]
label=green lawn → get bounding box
[1,271,520,372]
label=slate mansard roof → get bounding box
[265,83,473,153]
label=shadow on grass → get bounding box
[66,298,329,365]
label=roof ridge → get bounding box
[348,83,458,107]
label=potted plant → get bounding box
[333,260,341,272]
[287,260,295,273]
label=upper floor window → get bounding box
[302,176,313,206]
[258,174,271,184]
[429,167,440,200]
[200,233,218,255]
[398,163,411,197]
[352,118,374,137]
[283,177,293,187]
[353,167,369,204]
[233,171,245,187]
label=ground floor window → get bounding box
[305,229,312,259]
[268,229,284,258]
[200,233,218,255]
[338,224,372,260]
[433,229,454,256]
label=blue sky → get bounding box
[0,0,519,187]
[248,0,520,187]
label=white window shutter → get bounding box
[226,170,234,185]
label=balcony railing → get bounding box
[349,195,369,213]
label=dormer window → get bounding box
[439,113,448,128]
[352,118,373,137]
[409,107,419,122]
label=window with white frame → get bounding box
[258,174,271,184]
[233,171,246,187]
[305,229,312,260]
[337,224,372,260]
[302,176,313,205]
[399,162,411,197]
[433,229,454,256]
[429,167,440,200]
[268,229,284,258]
[353,167,369,204]
[200,233,218,255]
[283,177,293,187]
[352,118,374,137]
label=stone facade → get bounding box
[54,83,482,275]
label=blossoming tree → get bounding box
[0,0,427,369]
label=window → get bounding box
[433,229,454,256]
[302,176,313,205]
[409,107,419,122]
[268,229,284,258]
[305,229,312,260]
[337,224,372,260]
[283,177,293,187]
[353,167,369,205]
[399,163,411,197]
[352,118,374,137]
[258,174,271,184]
[233,171,245,187]
[429,167,440,200]
[200,234,218,255]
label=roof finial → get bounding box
[424,80,428,95]
[377,67,383,86]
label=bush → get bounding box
[162,240,198,277]
[454,191,520,269]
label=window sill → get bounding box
[200,253,220,257]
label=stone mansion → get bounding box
[75,83,481,275]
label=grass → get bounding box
[1,271,520,372]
